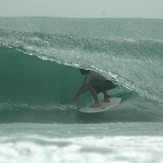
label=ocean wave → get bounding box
[0,18,163,122]
[0,28,163,103]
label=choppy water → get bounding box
[0,123,163,163]
[0,17,163,162]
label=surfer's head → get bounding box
[79,68,90,75]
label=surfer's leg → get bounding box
[103,91,110,102]
[89,86,101,107]
[101,80,117,102]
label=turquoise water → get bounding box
[0,17,163,162]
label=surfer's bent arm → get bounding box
[71,73,91,103]
[74,84,89,98]
[71,84,89,103]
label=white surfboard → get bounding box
[79,97,121,113]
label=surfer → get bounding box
[71,69,117,107]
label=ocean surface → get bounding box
[0,17,163,163]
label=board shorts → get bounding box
[90,80,117,94]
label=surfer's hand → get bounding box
[71,96,77,104]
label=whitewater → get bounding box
[0,17,163,163]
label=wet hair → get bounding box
[79,68,90,75]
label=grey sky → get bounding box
[0,0,163,18]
